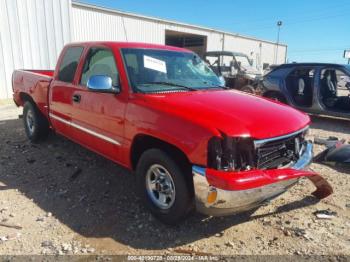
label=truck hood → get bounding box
[139,90,310,139]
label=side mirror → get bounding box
[87,75,120,94]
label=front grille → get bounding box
[255,129,307,169]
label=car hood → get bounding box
[139,90,310,139]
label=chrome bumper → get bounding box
[192,142,313,216]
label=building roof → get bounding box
[73,1,287,47]
[204,51,249,57]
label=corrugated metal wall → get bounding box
[0,0,287,99]
[71,2,287,66]
[0,0,71,99]
[223,35,287,66]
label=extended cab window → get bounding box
[80,48,119,87]
[58,46,84,83]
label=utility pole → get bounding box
[222,33,225,51]
[344,50,350,64]
[274,21,282,64]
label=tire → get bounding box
[136,148,193,225]
[23,101,49,142]
[265,92,287,104]
[240,85,255,94]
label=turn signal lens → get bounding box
[207,188,217,204]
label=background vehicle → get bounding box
[12,42,332,224]
[203,51,263,93]
[261,63,350,119]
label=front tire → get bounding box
[23,102,49,142]
[136,149,193,225]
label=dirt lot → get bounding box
[0,102,349,256]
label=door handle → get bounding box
[72,94,81,103]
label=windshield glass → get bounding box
[235,55,252,67]
[122,48,223,93]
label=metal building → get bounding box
[0,0,287,99]
[0,0,72,99]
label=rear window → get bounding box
[58,46,84,83]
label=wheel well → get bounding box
[130,135,194,195]
[19,92,35,105]
[130,135,191,171]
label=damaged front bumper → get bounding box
[192,142,333,216]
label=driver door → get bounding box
[70,46,127,163]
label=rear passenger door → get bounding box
[69,47,127,162]
[49,46,84,136]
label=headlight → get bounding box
[207,135,256,171]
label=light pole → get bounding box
[344,50,350,64]
[274,21,282,64]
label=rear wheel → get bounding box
[136,149,193,225]
[23,102,49,142]
[240,85,255,94]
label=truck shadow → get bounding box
[310,115,350,134]
[310,115,350,174]
[0,118,321,251]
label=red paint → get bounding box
[12,42,323,193]
[205,168,333,199]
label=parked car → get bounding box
[203,51,263,93]
[261,63,350,119]
[12,42,332,224]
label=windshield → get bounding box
[122,48,223,93]
[235,55,252,67]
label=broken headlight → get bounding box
[207,135,256,171]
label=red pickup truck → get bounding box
[12,42,332,224]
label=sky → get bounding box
[81,0,350,64]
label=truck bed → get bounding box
[12,69,54,117]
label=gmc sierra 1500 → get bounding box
[12,42,332,224]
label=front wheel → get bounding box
[136,149,193,225]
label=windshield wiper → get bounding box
[142,81,198,91]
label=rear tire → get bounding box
[264,92,287,104]
[136,149,193,225]
[23,102,49,143]
[240,85,255,94]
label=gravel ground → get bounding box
[0,102,349,256]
